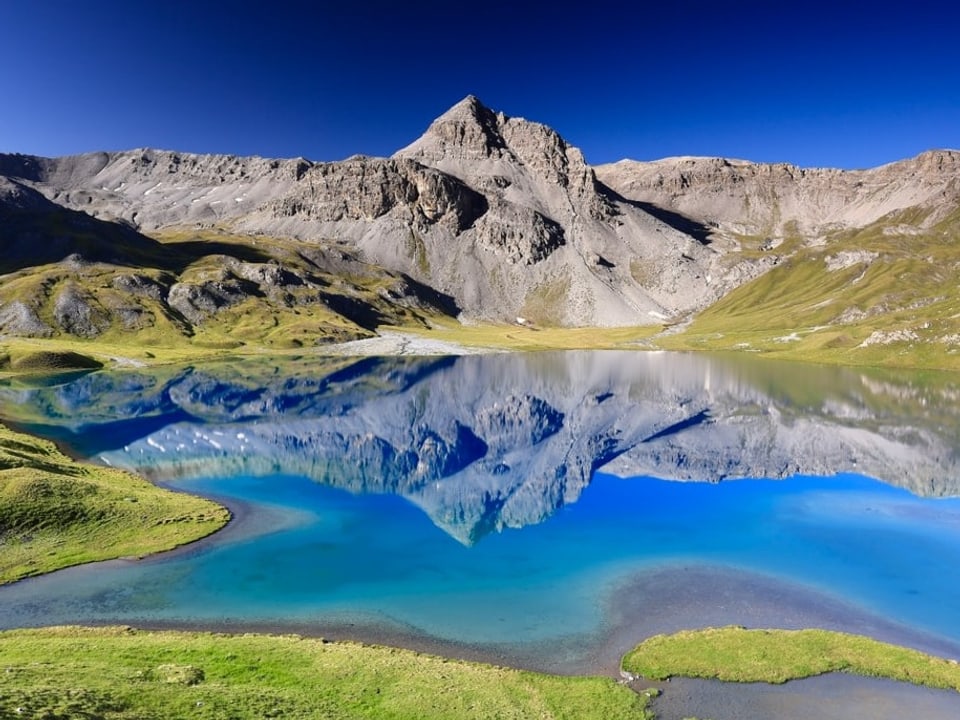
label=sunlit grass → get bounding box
[659,212,960,370]
[0,423,228,585]
[623,627,960,690]
[398,320,662,351]
[0,626,651,720]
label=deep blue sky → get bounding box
[2,1,958,169]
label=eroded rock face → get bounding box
[595,150,960,237]
[167,271,262,325]
[473,203,565,265]
[0,301,53,337]
[0,177,49,210]
[53,283,110,337]
[111,274,168,301]
[268,157,488,232]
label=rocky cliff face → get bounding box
[389,96,723,324]
[595,150,960,240]
[7,352,958,544]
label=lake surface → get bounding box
[2,351,960,673]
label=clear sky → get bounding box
[2,0,958,169]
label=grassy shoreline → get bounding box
[5,316,960,374]
[0,626,651,720]
[0,421,229,585]
[623,626,960,691]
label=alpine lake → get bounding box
[2,350,960,678]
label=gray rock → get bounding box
[0,301,54,337]
[53,284,110,337]
[595,150,960,239]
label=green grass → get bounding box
[0,317,665,377]
[0,423,229,585]
[623,627,960,690]
[0,626,650,720]
[662,210,960,370]
[520,275,572,326]
[0,227,458,362]
[3,349,104,373]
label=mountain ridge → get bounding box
[2,96,959,366]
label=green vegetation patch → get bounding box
[0,626,651,720]
[623,627,960,690]
[520,275,572,326]
[664,209,960,370]
[0,423,228,584]
[8,350,103,373]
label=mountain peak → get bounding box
[394,95,508,162]
[438,94,495,120]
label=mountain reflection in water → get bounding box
[4,351,958,544]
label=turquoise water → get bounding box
[3,470,960,652]
[2,352,960,666]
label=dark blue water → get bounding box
[2,351,960,668]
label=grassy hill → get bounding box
[660,208,960,370]
[0,422,228,584]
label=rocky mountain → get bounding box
[595,150,960,364]
[5,352,958,544]
[2,96,958,353]
[0,97,734,343]
[595,150,960,247]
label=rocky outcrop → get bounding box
[595,150,960,239]
[265,157,487,231]
[0,300,53,337]
[52,283,111,337]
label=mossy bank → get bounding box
[0,422,228,585]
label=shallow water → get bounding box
[650,674,960,720]
[2,351,960,673]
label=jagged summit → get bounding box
[395,94,587,187]
[395,94,509,163]
[394,95,616,223]
[435,94,499,122]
